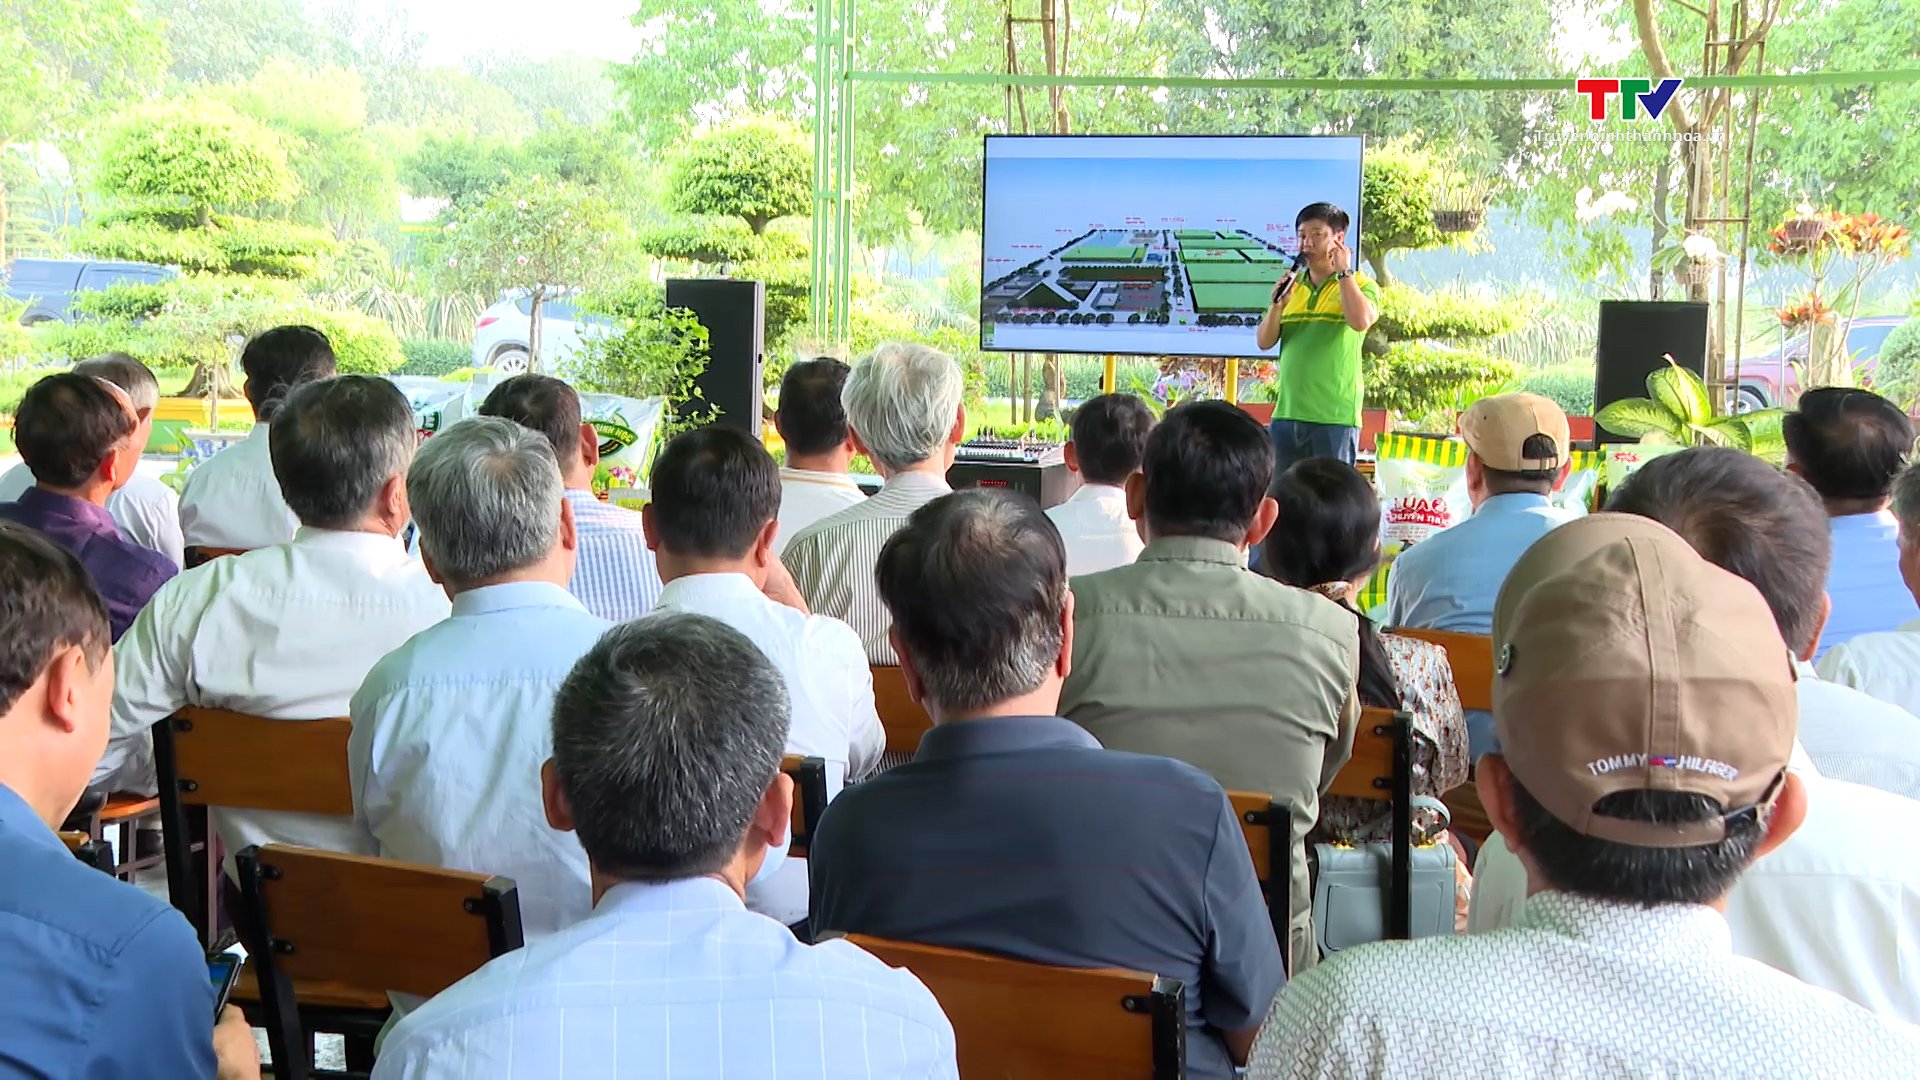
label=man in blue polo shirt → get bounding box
[0,524,257,1078]
[809,489,1285,1079]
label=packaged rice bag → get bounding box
[387,376,470,440]
[1601,442,1685,490]
[1357,433,1602,619]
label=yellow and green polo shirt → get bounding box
[1270,271,1378,428]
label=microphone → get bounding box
[1271,250,1308,305]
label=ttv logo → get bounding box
[1575,78,1684,121]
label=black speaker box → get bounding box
[665,278,765,435]
[1594,300,1709,444]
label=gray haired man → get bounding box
[349,416,610,940]
[374,614,959,1080]
[783,341,966,663]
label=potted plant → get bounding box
[1594,356,1786,462]
[1767,208,1912,387]
[1431,173,1502,235]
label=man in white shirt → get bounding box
[1784,387,1920,655]
[478,375,663,621]
[785,342,965,664]
[0,354,184,569]
[178,325,337,552]
[643,424,883,926]
[1819,462,1920,726]
[772,357,866,553]
[349,417,607,941]
[1046,392,1152,577]
[1252,514,1920,1078]
[1607,447,1920,800]
[372,613,957,1080]
[100,375,451,865]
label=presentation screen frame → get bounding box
[977,133,1366,360]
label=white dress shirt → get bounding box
[783,471,952,665]
[1045,482,1143,577]
[1819,617,1920,729]
[372,876,958,1080]
[101,528,451,865]
[561,490,663,622]
[0,462,185,569]
[775,466,866,555]
[178,423,299,550]
[1795,656,1920,800]
[1470,754,1920,1025]
[652,572,885,925]
[349,581,609,941]
[1256,890,1920,1079]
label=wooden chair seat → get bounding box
[100,793,159,822]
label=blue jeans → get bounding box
[1270,418,1359,477]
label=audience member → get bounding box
[643,424,883,925]
[1471,450,1920,1024]
[373,614,957,1078]
[179,325,337,550]
[0,353,184,567]
[1384,391,1578,757]
[349,417,605,940]
[1784,387,1919,654]
[1262,459,1468,844]
[0,524,258,1079]
[1820,461,1920,704]
[479,374,663,620]
[1059,399,1358,970]
[1610,447,1920,798]
[810,489,1284,1079]
[1045,392,1154,576]
[784,342,964,664]
[0,374,177,639]
[772,357,865,552]
[100,376,450,866]
[1255,514,1920,1076]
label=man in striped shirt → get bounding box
[480,375,664,622]
[784,342,965,665]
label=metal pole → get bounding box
[809,0,831,330]
[834,0,856,343]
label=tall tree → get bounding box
[147,0,346,85]
[468,54,621,128]
[223,60,398,237]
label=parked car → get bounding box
[3,258,177,324]
[1734,315,1907,411]
[470,295,612,375]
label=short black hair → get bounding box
[775,358,853,457]
[1606,447,1831,655]
[1480,434,1563,494]
[479,374,584,466]
[877,489,1067,714]
[649,425,782,559]
[1068,393,1155,486]
[14,374,136,489]
[1296,202,1351,234]
[1510,776,1764,907]
[1783,387,1914,503]
[0,522,110,714]
[1141,400,1273,543]
[269,375,416,529]
[241,325,337,421]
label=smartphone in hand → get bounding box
[208,951,245,1017]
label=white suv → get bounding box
[470,295,611,375]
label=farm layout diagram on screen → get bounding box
[982,226,1293,333]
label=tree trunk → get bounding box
[1648,153,1673,300]
[1366,252,1393,288]
[1037,353,1063,419]
[196,204,213,229]
[180,361,239,399]
[0,171,9,270]
[528,291,546,374]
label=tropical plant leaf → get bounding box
[1741,409,1789,463]
[1696,414,1754,451]
[1595,396,1689,443]
[1647,357,1713,427]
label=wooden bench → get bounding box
[1393,628,1495,845]
[849,935,1186,1079]
[234,844,524,1080]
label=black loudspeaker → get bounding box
[1594,300,1709,444]
[665,278,765,435]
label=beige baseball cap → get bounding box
[1460,392,1571,472]
[1491,513,1797,848]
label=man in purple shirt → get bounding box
[0,374,177,640]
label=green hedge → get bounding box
[398,338,474,377]
[1874,318,1920,411]
[1374,285,1523,342]
[1364,342,1519,418]
[638,222,808,266]
[1519,364,1596,417]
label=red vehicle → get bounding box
[1732,316,1907,412]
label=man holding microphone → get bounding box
[1254,202,1380,471]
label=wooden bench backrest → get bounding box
[237,844,521,999]
[848,935,1185,1080]
[164,707,353,815]
[781,754,829,857]
[1324,706,1404,802]
[871,665,933,756]
[183,546,249,569]
[1393,628,1495,713]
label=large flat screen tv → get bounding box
[980,134,1365,359]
